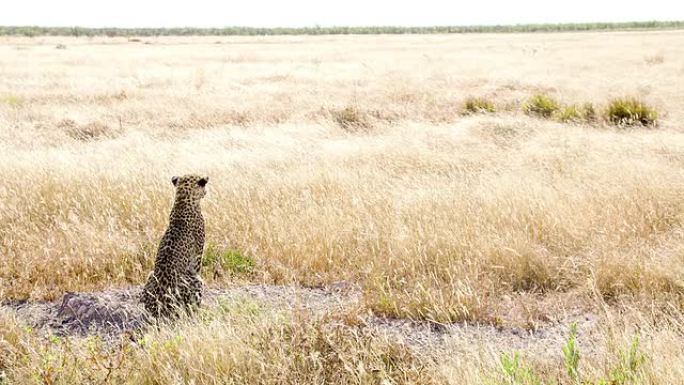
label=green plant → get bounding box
[557,102,598,123]
[497,328,648,385]
[559,105,582,122]
[605,98,658,127]
[609,335,645,384]
[524,94,560,118]
[499,351,541,385]
[563,323,581,384]
[203,244,256,276]
[463,97,496,114]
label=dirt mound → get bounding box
[4,288,145,337]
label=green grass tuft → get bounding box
[557,103,597,123]
[203,245,256,277]
[463,97,496,114]
[523,94,560,118]
[606,98,658,127]
[558,105,582,122]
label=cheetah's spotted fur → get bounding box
[141,174,208,318]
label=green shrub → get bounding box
[524,94,560,118]
[606,98,658,127]
[203,244,256,277]
[463,97,496,114]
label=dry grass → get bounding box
[1,31,684,383]
[3,120,683,319]
[3,303,684,384]
[0,303,441,384]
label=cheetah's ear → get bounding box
[198,177,208,187]
[171,176,179,186]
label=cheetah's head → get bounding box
[171,174,209,202]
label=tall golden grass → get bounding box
[1,119,682,320]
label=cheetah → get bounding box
[141,174,208,319]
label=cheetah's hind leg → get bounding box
[140,283,161,320]
[181,274,203,314]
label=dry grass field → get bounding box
[1,31,684,384]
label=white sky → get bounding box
[3,0,683,28]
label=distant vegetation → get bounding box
[1,21,683,37]
[463,97,496,114]
[606,97,659,127]
[524,94,561,118]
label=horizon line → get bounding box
[2,19,684,30]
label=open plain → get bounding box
[1,31,684,384]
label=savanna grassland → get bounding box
[1,31,684,384]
